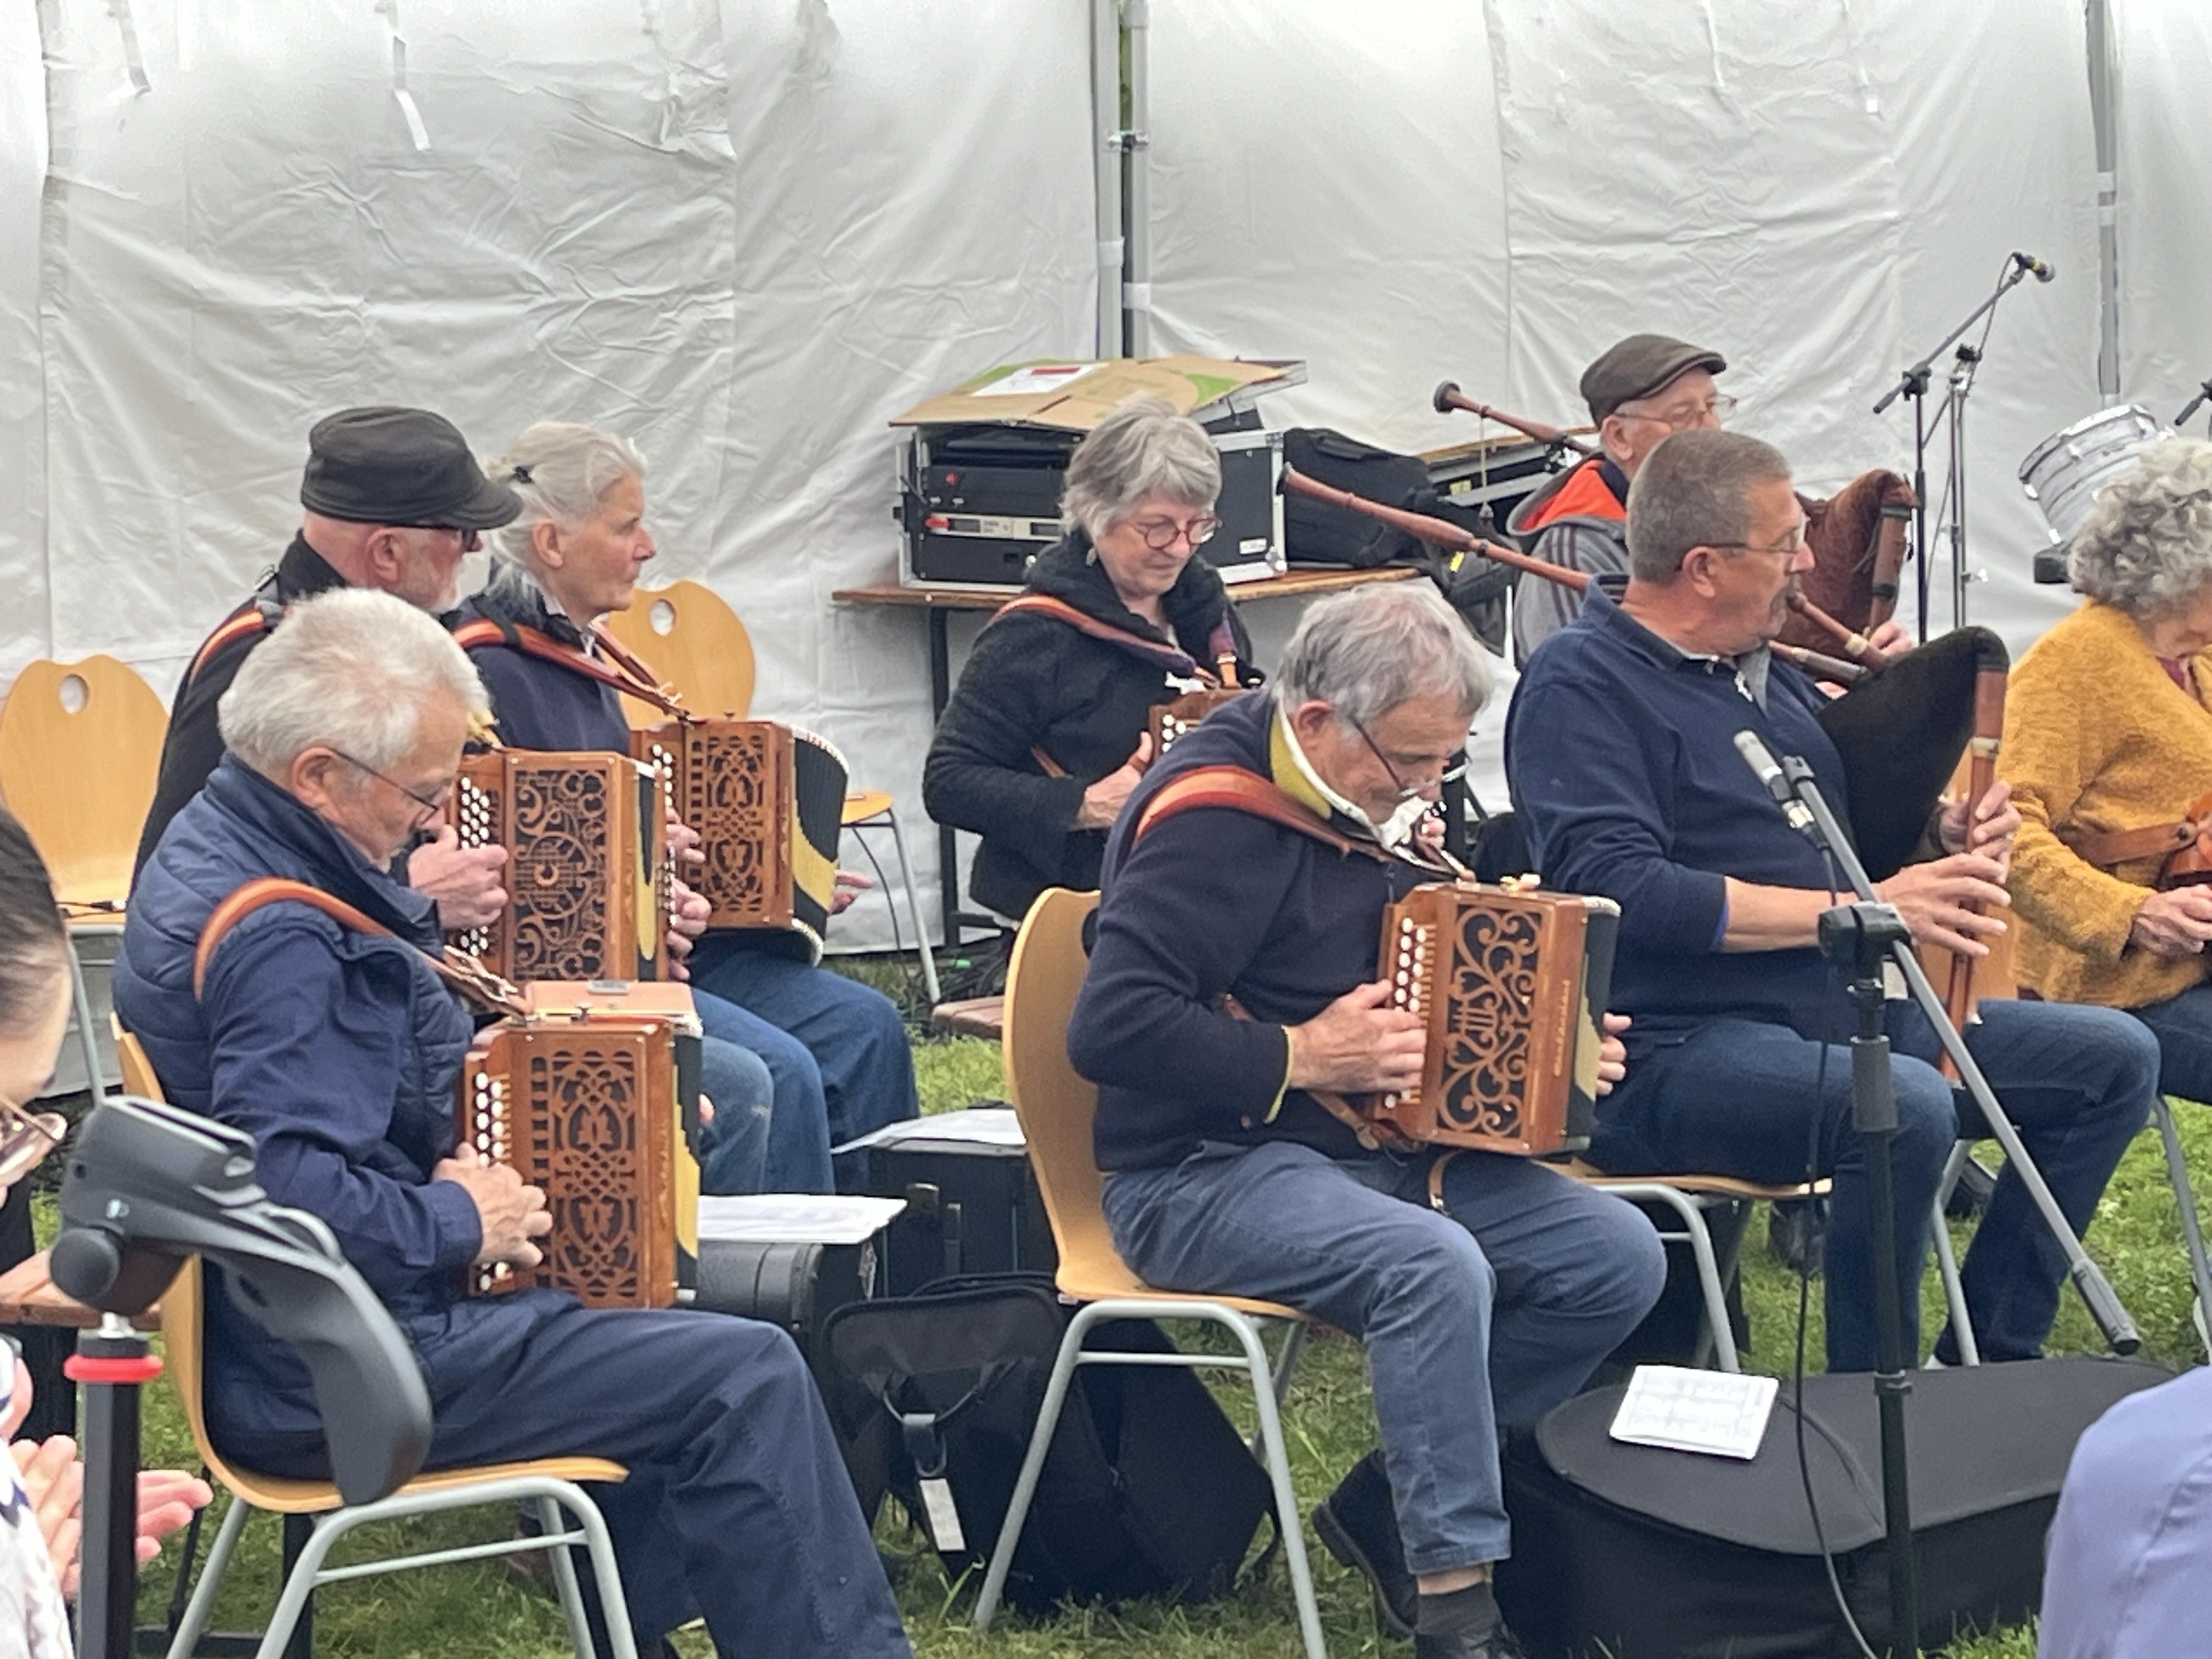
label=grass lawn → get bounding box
[94,1018,2205,1658]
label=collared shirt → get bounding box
[1271,703,1448,861]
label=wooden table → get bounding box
[834,566,1423,941]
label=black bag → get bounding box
[1282,427,1438,569]
[1496,1357,2171,1658]
[822,1273,1274,1614]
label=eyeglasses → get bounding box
[1346,714,1462,799]
[331,751,449,829]
[1706,521,1810,559]
[1613,393,1738,432]
[1126,515,1222,552]
[0,1093,65,1190]
[393,527,483,552]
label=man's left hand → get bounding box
[831,869,873,917]
[1596,1012,1629,1097]
[1864,619,1913,661]
[1938,778,2019,879]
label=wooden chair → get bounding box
[977,888,1325,1658]
[930,994,1006,1042]
[113,1027,641,1659]
[609,582,940,1001]
[0,655,170,1098]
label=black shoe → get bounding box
[1767,1198,1828,1278]
[1414,1621,1528,1659]
[1311,1449,1416,1638]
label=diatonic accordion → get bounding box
[450,749,670,984]
[630,718,849,962]
[1369,883,1621,1156]
[457,981,703,1310]
[1148,689,1246,757]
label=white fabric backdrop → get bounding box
[10,0,1097,947]
[4,0,2208,941]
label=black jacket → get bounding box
[133,537,349,879]
[921,533,1252,919]
[453,579,630,754]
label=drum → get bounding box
[2019,406,2168,548]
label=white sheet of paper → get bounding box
[1608,1364,1779,1461]
[696,1194,909,1244]
[833,1106,1029,1154]
[969,362,1099,397]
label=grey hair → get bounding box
[218,588,489,778]
[481,421,648,599]
[1060,394,1222,544]
[2067,437,2212,618]
[1625,430,1792,582]
[1274,582,1491,727]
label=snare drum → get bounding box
[2019,405,2168,546]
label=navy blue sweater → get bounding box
[1070,693,1438,1171]
[1505,588,1852,1042]
[454,584,630,753]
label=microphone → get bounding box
[1733,730,1817,838]
[2011,250,2056,284]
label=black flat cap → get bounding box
[1581,335,1728,423]
[300,407,521,529]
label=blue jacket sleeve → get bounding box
[1067,805,1296,1124]
[1509,672,1729,956]
[201,919,482,1293]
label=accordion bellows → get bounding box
[1370,883,1622,1156]
[632,718,849,962]
[450,750,669,983]
[459,981,703,1310]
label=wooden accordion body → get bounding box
[450,750,670,984]
[1148,689,1245,758]
[631,718,849,962]
[457,981,703,1310]
[1369,883,1621,1156]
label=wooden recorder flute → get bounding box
[1431,382,1598,458]
[1279,464,1870,685]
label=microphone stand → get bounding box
[2174,379,2212,435]
[1874,262,2034,640]
[1772,754,2140,1356]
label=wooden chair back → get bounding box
[0,656,168,906]
[602,580,757,729]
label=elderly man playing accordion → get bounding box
[115,590,912,1659]
[1506,428,2158,1374]
[1069,583,1666,1659]
[2002,437,2212,1103]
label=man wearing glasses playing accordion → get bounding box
[1069,582,1666,1659]
[115,590,912,1659]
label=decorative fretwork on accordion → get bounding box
[450,750,669,983]
[458,981,703,1310]
[1148,689,1245,758]
[1370,883,1622,1156]
[630,718,849,962]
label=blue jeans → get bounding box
[694,1036,775,1195]
[1102,1140,1665,1574]
[2126,981,2212,1105]
[1589,998,2158,1370]
[691,989,834,1193]
[690,938,919,1175]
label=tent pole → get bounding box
[2084,0,2120,402]
[1091,0,1124,359]
[1121,0,1152,359]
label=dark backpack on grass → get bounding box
[822,1273,1274,1613]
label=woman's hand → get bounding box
[1075,734,1154,831]
[2130,888,2212,958]
[1938,778,2021,879]
[830,870,873,916]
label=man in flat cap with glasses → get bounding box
[133,407,520,930]
[1508,334,1733,664]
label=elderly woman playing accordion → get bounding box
[923,396,1255,921]
[2004,437,2212,1102]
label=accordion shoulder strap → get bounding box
[448,617,689,719]
[1133,765,1389,864]
[193,877,527,1014]
[991,594,1216,686]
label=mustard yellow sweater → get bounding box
[2002,599,2212,1009]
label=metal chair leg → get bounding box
[1222,1310,1328,1659]
[164,1494,252,1659]
[538,1493,597,1658]
[1932,1141,1981,1365]
[2152,1099,2212,1357]
[880,806,941,1005]
[973,1302,1098,1632]
[62,924,108,1103]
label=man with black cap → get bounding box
[132,407,521,928]
[1506,333,1729,663]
